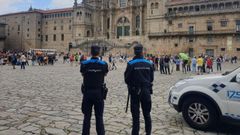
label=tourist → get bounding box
[154,56,159,71]
[159,55,165,74]
[187,57,191,72]
[20,54,26,69]
[164,55,170,75]
[206,57,213,73]
[197,56,203,75]
[11,53,17,69]
[175,56,181,71]
[70,54,74,66]
[191,56,197,73]
[216,56,222,72]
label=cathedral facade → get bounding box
[0,0,240,57]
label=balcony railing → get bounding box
[165,7,240,18]
[148,30,239,37]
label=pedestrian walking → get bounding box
[216,56,222,71]
[80,45,109,135]
[11,54,17,69]
[191,57,197,73]
[159,56,165,74]
[187,58,191,72]
[164,55,170,75]
[206,57,213,73]
[175,56,180,71]
[197,56,203,75]
[124,44,154,135]
[20,54,26,69]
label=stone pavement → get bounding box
[0,61,239,135]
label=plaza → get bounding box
[0,60,239,135]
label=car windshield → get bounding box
[222,66,240,76]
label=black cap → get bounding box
[134,44,143,56]
[91,45,100,56]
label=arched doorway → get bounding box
[117,16,130,38]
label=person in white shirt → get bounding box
[20,54,26,69]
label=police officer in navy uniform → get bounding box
[80,45,108,135]
[124,44,154,135]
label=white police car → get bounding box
[169,66,240,130]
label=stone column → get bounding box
[140,6,143,35]
[110,11,113,39]
[101,11,104,37]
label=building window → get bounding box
[207,22,213,31]
[155,3,159,9]
[61,34,64,41]
[174,43,178,47]
[53,34,56,41]
[107,18,110,29]
[189,26,194,34]
[69,20,72,23]
[54,26,57,30]
[45,22,48,25]
[117,16,130,38]
[189,37,194,42]
[207,36,213,42]
[27,34,29,37]
[221,48,226,51]
[18,25,20,31]
[236,20,240,32]
[38,28,41,32]
[220,20,228,27]
[61,26,64,30]
[27,28,29,32]
[120,0,127,8]
[45,35,48,42]
[69,26,72,30]
[38,34,41,37]
[178,23,183,28]
[237,48,240,51]
[236,34,240,41]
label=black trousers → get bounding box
[130,88,152,135]
[160,64,165,74]
[82,90,105,135]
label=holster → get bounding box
[102,83,108,100]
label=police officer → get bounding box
[124,44,154,135]
[80,45,108,135]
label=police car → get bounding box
[168,66,240,130]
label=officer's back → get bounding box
[81,58,108,89]
[80,45,108,135]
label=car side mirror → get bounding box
[236,73,240,83]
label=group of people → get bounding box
[63,53,87,66]
[145,54,238,75]
[0,50,57,69]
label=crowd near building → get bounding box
[0,0,240,58]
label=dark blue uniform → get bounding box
[80,57,108,135]
[124,56,154,135]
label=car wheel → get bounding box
[182,97,218,131]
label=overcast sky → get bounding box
[0,0,82,15]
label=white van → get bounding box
[168,66,240,130]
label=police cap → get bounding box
[91,45,100,56]
[134,44,143,56]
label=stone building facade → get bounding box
[0,23,6,50]
[0,0,240,57]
